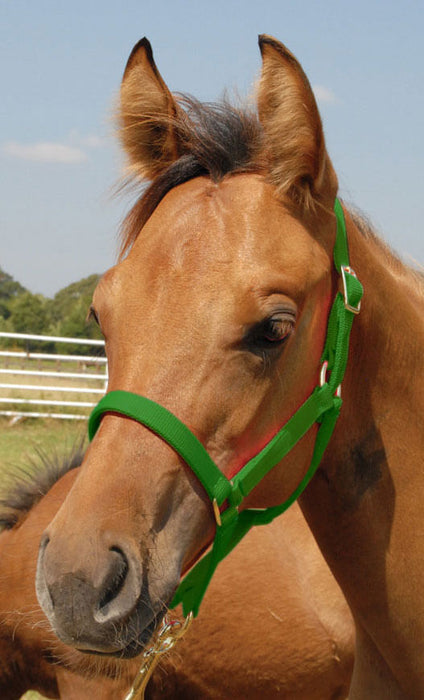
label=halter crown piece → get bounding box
[88,198,363,618]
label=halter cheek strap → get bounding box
[88,198,363,618]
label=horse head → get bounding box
[36,35,340,655]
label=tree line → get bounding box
[0,268,104,355]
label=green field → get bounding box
[0,352,102,469]
[0,416,86,471]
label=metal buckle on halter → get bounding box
[320,361,341,398]
[340,266,361,315]
[213,479,244,528]
[212,498,222,527]
[125,613,193,700]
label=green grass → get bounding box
[0,416,86,472]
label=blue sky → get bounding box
[1,0,423,296]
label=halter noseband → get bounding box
[88,198,363,617]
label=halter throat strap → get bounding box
[88,198,363,617]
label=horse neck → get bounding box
[300,211,424,690]
[0,526,28,618]
[0,528,14,590]
[306,206,424,543]
[0,528,24,682]
[333,210,424,499]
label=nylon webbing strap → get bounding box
[89,393,232,507]
[171,398,342,616]
[88,198,363,618]
[230,384,334,500]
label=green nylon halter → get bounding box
[88,198,363,618]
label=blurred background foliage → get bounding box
[0,268,104,355]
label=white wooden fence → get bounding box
[0,331,107,420]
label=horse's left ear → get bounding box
[118,37,183,180]
[257,35,338,211]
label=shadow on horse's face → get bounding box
[36,36,338,655]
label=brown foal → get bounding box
[33,35,424,697]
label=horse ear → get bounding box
[257,35,338,210]
[119,38,183,180]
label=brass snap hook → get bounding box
[125,612,193,700]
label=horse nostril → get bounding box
[39,533,50,553]
[98,546,129,613]
[94,541,141,624]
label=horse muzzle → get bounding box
[35,532,169,657]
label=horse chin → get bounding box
[77,606,168,659]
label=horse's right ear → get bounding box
[119,38,183,180]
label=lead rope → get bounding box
[124,613,193,700]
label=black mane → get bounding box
[0,442,84,530]
[120,95,264,256]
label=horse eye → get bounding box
[262,318,293,343]
[261,317,294,344]
[243,314,295,354]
